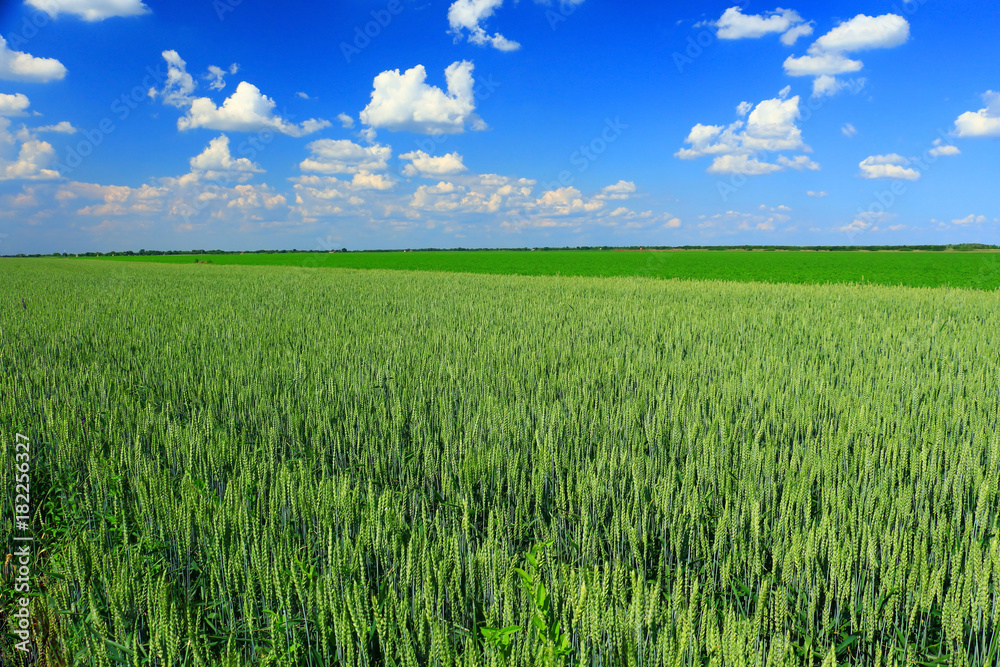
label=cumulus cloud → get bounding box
[448,0,521,51]
[35,121,77,134]
[712,7,811,44]
[784,14,908,96]
[148,52,329,136]
[0,99,64,181]
[951,214,987,225]
[0,93,31,117]
[205,63,239,91]
[858,154,920,180]
[178,81,330,136]
[534,186,605,215]
[776,155,820,170]
[707,154,783,175]
[189,135,264,181]
[149,50,196,108]
[784,52,863,77]
[399,150,468,177]
[299,139,392,175]
[596,180,636,199]
[359,61,485,135]
[812,74,865,97]
[780,22,815,46]
[928,138,960,157]
[811,14,909,53]
[26,0,150,21]
[1,139,59,180]
[676,93,816,175]
[337,113,355,129]
[0,36,67,83]
[350,171,395,191]
[953,91,1000,138]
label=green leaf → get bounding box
[835,634,859,655]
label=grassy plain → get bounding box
[1,259,998,666]
[96,249,1000,290]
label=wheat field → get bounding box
[1,259,998,666]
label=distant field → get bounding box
[95,249,1000,290]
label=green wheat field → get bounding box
[2,257,999,666]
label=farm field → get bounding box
[2,259,999,666]
[94,249,1000,291]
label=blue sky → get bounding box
[0,0,998,253]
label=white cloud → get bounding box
[1,136,59,181]
[736,101,753,116]
[858,154,920,180]
[337,113,355,129]
[707,154,783,175]
[150,50,196,108]
[26,0,150,21]
[776,155,820,170]
[0,105,65,181]
[811,14,909,53]
[596,180,636,199]
[812,74,865,97]
[205,63,238,91]
[0,36,67,83]
[149,52,329,137]
[0,93,31,117]
[784,52,863,77]
[400,150,468,177]
[928,138,960,157]
[189,135,263,180]
[448,0,521,51]
[841,123,858,137]
[296,92,311,100]
[840,218,869,233]
[951,214,987,225]
[179,81,330,136]
[351,171,395,191]
[534,186,604,215]
[780,22,815,46]
[299,139,392,175]
[713,7,809,43]
[359,61,485,135]
[806,190,828,197]
[953,91,1000,138]
[676,93,815,175]
[784,14,907,94]
[35,121,77,134]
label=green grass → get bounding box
[91,249,1000,290]
[2,259,999,666]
